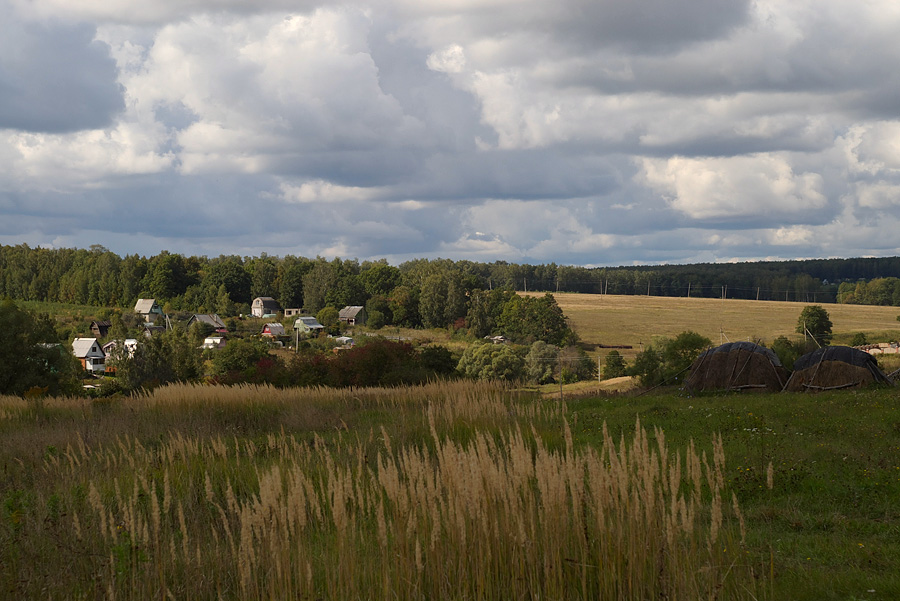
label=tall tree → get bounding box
[796,305,833,346]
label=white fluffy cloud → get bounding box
[2,0,900,264]
[640,154,826,221]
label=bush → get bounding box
[457,342,526,382]
[367,309,386,330]
[326,339,425,387]
[525,341,559,384]
[628,331,711,388]
[602,350,627,380]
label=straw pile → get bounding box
[784,346,893,392]
[684,341,789,393]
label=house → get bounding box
[72,338,106,374]
[134,299,164,324]
[284,308,303,317]
[143,325,166,338]
[339,306,367,326]
[187,313,228,333]
[261,323,286,338]
[252,297,281,318]
[333,336,355,348]
[202,336,227,350]
[90,320,112,339]
[102,338,138,359]
[294,316,325,337]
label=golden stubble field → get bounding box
[531,293,900,361]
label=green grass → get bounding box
[568,386,900,601]
[3,381,900,599]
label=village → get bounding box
[71,296,365,377]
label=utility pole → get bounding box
[558,353,563,401]
[687,282,691,298]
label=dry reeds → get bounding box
[1,382,757,600]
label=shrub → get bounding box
[525,341,559,384]
[457,342,526,382]
[602,350,627,380]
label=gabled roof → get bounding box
[339,306,365,319]
[253,297,280,308]
[91,320,112,328]
[134,299,159,314]
[189,313,227,329]
[72,338,104,358]
[262,323,286,336]
[295,316,324,329]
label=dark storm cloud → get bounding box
[0,9,123,133]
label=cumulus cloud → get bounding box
[640,154,827,222]
[2,0,900,265]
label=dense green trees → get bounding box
[628,331,711,387]
[4,245,900,342]
[497,294,573,345]
[0,300,81,396]
[110,330,202,392]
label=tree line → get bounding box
[3,245,900,324]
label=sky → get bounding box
[2,0,900,267]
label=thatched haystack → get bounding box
[784,346,893,392]
[684,341,789,393]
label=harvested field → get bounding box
[528,293,900,362]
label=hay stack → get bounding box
[684,342,789,393]
[784,346,893,392]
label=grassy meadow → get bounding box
[3,381,900,599]
[1,382,756,600]
[3,295,900,599]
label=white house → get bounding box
[252,297,281,318]
[102,338,138,359]
[72,338,106,374]
[202,336,227,350]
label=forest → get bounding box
[3,245,900,330]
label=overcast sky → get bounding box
[2,0,900,266]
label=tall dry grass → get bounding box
[1,382,757,599]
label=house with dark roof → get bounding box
[252,297,281,318]
[187,313,227,332]
[339,306,367,326]
[90,320,112,339]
